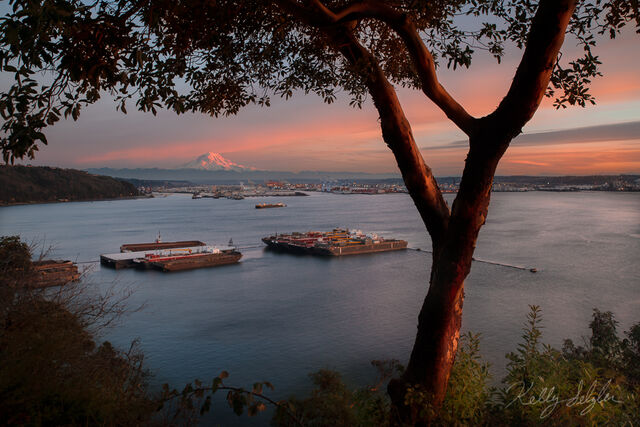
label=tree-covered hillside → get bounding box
[0,165,139,205]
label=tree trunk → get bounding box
[385,0,575,418]
[387,260,466,424]
[388,136,504,424]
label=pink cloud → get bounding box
[507,160,552,167]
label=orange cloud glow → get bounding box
[499,140,640,175]
[508,160,552,167]
[26,27,640,175]
[76,109,383,168]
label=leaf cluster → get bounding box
[272,367,391,427]
[0,235,32,288]
[157,370,297,425]
[562,308,640,386]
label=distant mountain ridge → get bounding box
[181,152,256,171]
[86,167,401,183]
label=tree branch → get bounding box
[491,0,577,141]
[162,384,303,426]
[307,0,477,137]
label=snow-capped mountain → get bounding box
[181,152,256,171]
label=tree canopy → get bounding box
[1,0,637,162]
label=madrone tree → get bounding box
[1,0,638,422]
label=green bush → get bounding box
[0,236,32,288]
[271,368,391,427]
[403,333,491,426]
[492,306,639,425]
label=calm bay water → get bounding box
[1,191,638,424]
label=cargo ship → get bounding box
[262,228,407,256]
[255,202,286,209]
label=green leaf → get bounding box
[200,395,212,415]
[212,376,222,393]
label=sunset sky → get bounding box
[14,26,640,176]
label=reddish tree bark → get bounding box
[278,0,577,423]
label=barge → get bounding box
[262,228,407,256]
[120,240,206,252]
[101,238,241,271]
[134,248,242,272]
[32,260,80,287]
[101,245,212,269]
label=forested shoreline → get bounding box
[0,165,139,206]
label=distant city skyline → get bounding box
[12,27,640,176]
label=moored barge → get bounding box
[32,260,80,287]
[135,248,242,272]
[120,240,206,252]
[101,240,241,271]
[262,228,407,256]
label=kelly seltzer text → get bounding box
[505,379,623,418]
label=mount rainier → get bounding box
[181,152,256,171]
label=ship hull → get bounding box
[313,240,408,256]
[255,203,286,209]
[147,251,242,272]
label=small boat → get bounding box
[255,202,287,209]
